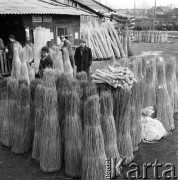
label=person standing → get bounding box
[5,35,18,72]
[60,35,75,69]
[34,46,53,78]
[0,38,4,50]
[74,39,92,80]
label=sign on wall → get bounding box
[32,16,42,23]
[43,15,52,23]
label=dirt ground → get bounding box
[1,38,178,180]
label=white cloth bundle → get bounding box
[141,107,169,143]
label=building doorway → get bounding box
[0,15,26,46]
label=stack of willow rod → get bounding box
[134,31,168,43]
[130,58,145,151]
[81,21,128,60]
[166,57,178,111]
[40,87,62,172]
[100,92,121,178]
[1,78,18,147]
[63,92,82,177]
[11,83,32,154]
[82,95,106,180]
[113,88,134,165]
[143,59,156,116]
[156,58,174,131]
[32,84,45,161]
[76,72,87,81]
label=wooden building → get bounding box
[0,0,96,46]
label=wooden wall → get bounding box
[22,14,80,47]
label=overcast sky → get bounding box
[99,0,178,9]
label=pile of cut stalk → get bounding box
[81,21,133,60]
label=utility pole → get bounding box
[134,0,136,17]
[153,0,156,30]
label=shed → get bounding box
[0,0,96,46]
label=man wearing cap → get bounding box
[60,35,75,69]
[5,35,18,72]
[36,46,53,78]
[74,39,92,80]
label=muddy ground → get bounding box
[0,38,178,180]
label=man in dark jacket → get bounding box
[35,46,53,78]
[5,35,18,72]
[60,35,75,69]
[74,39,92,80]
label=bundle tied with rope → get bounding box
[63,92,82,177]
[113,88,134,165]
[129,58,145,151]
[40,87,62,172]
[156,58,174,131]
[82,95,106,180]
[166,57,178,111]
[100,92,121,178]
[1,78,18,147]
[11,83,32,154]
[32,84,45,161]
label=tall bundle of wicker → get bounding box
[76,72,87,81]
[11,84,32,154]
[166,57,178,110]
[52,47,64,73]
[30,79,42,133]
[82,95,106,180]
[19,48,30,85]
[130,59,145,151]
[24,44,35,82]
[113,88,134,165]
[143,60,156,114]
[156,58,174,131]
[32,84,45,161]
[62,47,73,77]
[100,92,121,178]
[64,92,82,177]
[11,42,22,79]
[1,78,18,147]
[42,68,59,87]
[40,87,62,172]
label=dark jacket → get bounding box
[6,40,18,59]
[74,46,92,72]
[63,39,74,57]
[0,39,4,50]
[38,55,53,77]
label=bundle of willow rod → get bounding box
[143,60,156,116]
[32,84,45,161]
[1,78,18,147]
[76,72,87,81]
[56,74,80,130]
[30,79,42,133]
[130,59,145,151]
[82,95,106,180]
[40,87,62,172]
[166,57,178,111]
[113,88,134,165]
[156,58,174,131]
[100,92,121,178]
[11,84,32,154]
[63,92,82,177]
[42,68,59,87]
[134,31,168,43]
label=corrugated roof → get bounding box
[74,0,114,13]
[0,0,93,15]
